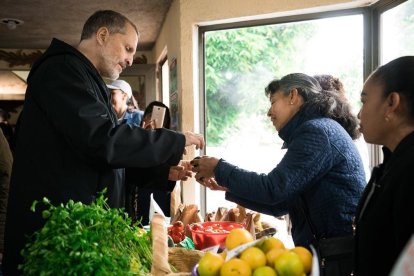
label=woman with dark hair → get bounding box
[192,73,366,275]
[125,101,183,225]
[314,74,371,181]
[354,56,414,275]
[141,101,171,129]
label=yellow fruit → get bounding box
[240,247,267,270]
[219,251,227,260]
[290,246,312,274]
[274,251,304,276]
[225,228,254,250]
[252,266,278,276]
[259,237,285,253]
[266,248,286,266]
[220,258,252,276]
[198,252,224,276]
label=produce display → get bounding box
[195,228,313,276]
[188,221,245,250]
[20,197,291,275]
[20,192,152,275]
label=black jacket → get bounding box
[354,131,414,275]
[3,38,185,274]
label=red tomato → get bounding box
[173,221,184,232]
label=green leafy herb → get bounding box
[20,190,152,275]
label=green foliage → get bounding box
[205,24,315,145]
[20,191,152,275]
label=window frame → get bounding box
[196,0,409,215]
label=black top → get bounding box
[354,131,414,275]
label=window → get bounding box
[202,14,364,213]
[380,0,414,64]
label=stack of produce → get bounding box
[20,192,152,275]
[196,228,313,276]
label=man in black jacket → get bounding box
[3,10,204,274]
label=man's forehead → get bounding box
[125,23,139,48]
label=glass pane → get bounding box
[204,14,364,215]
[380,0,414,64]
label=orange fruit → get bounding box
[198,252,224,276]
[220,258,252,276]
[259,237,285,253]
[266,247,286,266]
[252,266,277,276]
[225,228,254,250]
[291,246,312,274]
[274,251,304,276]
[240,247,267,270]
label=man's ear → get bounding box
[96,27,109,45]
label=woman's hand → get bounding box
[191,156,220,182]
[198,177,228,191]
[142,119,155,129]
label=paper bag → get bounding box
[170,184,181,220]
[213,207,228,221]
[170,204,203,237]
[151,213,172,275]
[220,207,240,222]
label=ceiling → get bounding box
[0,0,173,51]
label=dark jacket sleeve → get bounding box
[214,123,333,205]
[34,58,185,169]
[125,165,176,192]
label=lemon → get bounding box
[220,258,252,276]
[198,252,224,276]
[253,266,277,276]
[291,246,312,274]
[240,247,267,270]
[225,228,254,250]
[259,237,285,253]
[266,247,286,266]
[274,251,304,276]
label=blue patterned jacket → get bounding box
[216,108,366,246]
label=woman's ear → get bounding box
[289,88,300,104]
[385,92,402,119]
[387,92,401,109]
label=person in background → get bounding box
[354,56,414,275]
[0,129,12,270]
[125,101,181,225]
[314,74,371,181]
[127,93,141,113]
[107,79,143,126]
[192,73,366,275]
[3,10,204,274]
